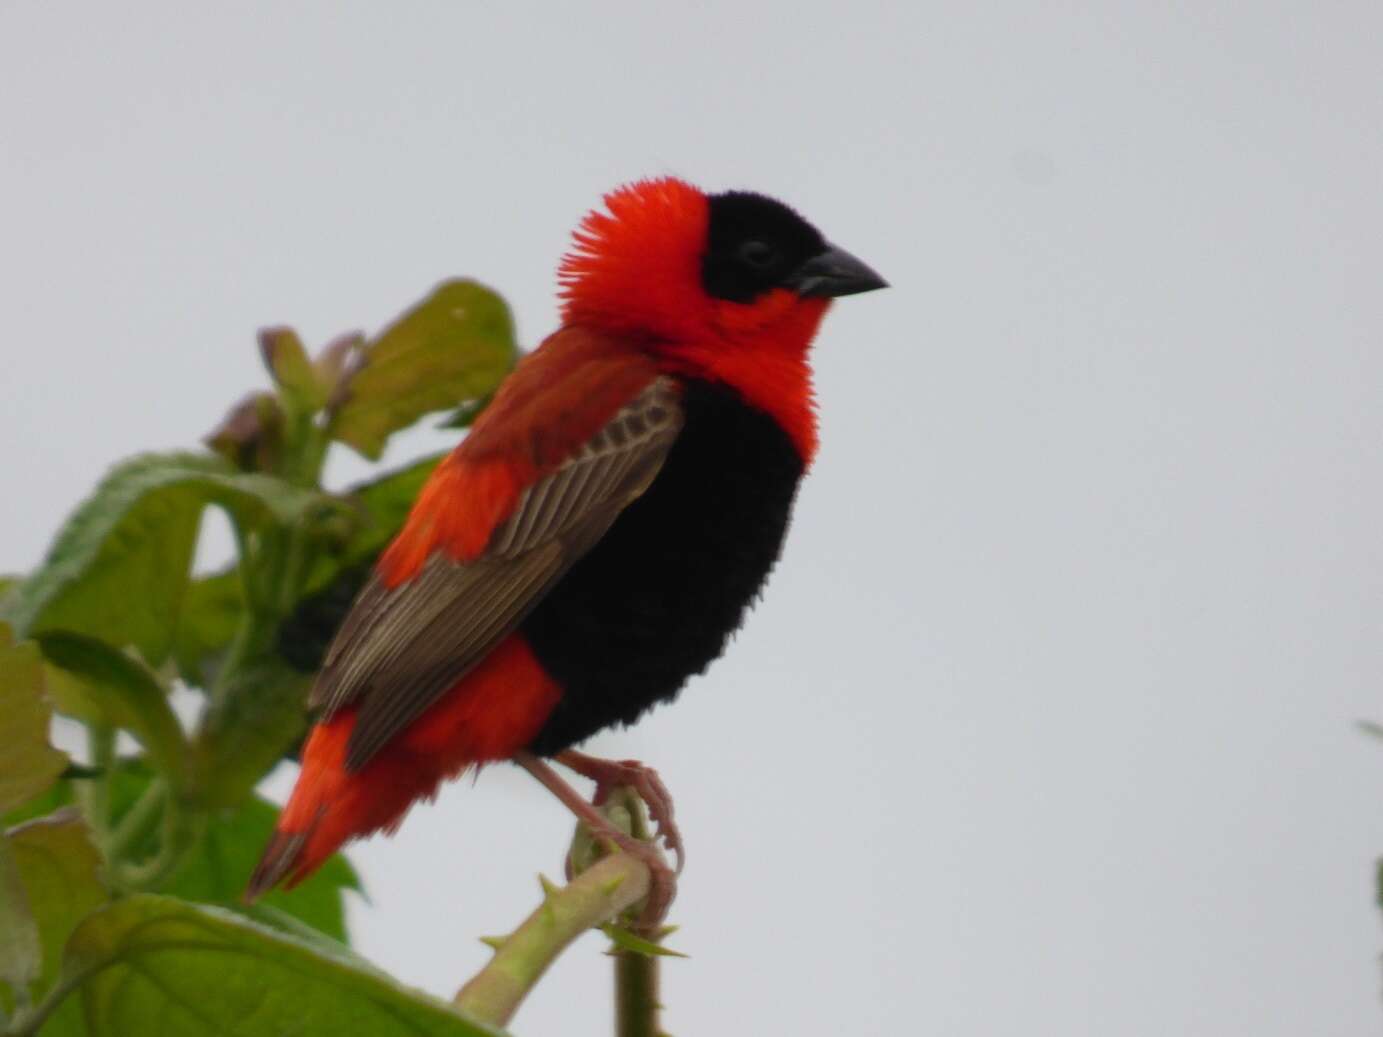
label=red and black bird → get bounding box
[248,178,886,921]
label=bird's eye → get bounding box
[738,240,779,269]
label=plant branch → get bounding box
[73,722,115,840]
[615,950,664,1037]
[104,778,165,864]
[453,853,651,1028]
[116,810,203,890]
[3,961,101,1037]
[606,788,668,1037]
[108,783,204,891]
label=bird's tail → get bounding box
[246,635,563,900]
[244,707,443,901]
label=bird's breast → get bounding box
[520,378,806,753]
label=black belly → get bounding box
[521,379,805,755]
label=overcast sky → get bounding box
[4,3,1383,1034]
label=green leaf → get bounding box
[315,332,366,406]
[164,794,358,941]
[331,280,518,460]
[36,632,189,793]
[260,326,328,412]
[0,781,70,833]
[171,568,245,689]
[0,626,67,814]
[3,762,357,943]
[189,656,309,807]
[0,575,20,612]
[60,895,503,1037]
[3,810,107,1034]
[3,453,339,665]
[0,836,41,1002]
[233,900,372,964]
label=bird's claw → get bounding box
[557,752,684,874]
[607,828,678,934]
[589,759,684,875]
[550,750,684,932]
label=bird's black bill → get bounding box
[785,244,888,298]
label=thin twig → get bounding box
[615,948,664,1037]
[104,778,165,863]
[73,722,115,842]
[453,853,651,1028]
[607,788,666,1037]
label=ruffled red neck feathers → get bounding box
[558,178,825,463]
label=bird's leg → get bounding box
[554,749,684,875]
[514,752,677,934]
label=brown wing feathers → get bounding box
[309,376,683,771]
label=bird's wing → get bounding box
[309,330,682,771]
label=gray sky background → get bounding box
[3,3,1382,1034]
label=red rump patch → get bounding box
[261,635,560,890]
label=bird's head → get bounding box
[558,178,886,348]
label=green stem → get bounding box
[206,610,275,713]
[607,788,665,1037]
[453,854,651,1028]
[105,778,203,892]
[114,795,204,891]
[73,723,115,840]
[286,421,329,490]
[615,951,663,1037]
[274,522,312,617]
[4,961,100,1037]
[105,779,165,864]
[0,838,37,1017]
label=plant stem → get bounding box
[615,950,663,1037]
[115,793,205,891]
[453,853,651,1028]
[105,779,204,891]
[0,837,38,1014]
[104,779,165,863]
[73,722,115,840]
[274,519,316,619]
[3,960,102,1037]
[607,787,665,1037]
[206,610,275,713]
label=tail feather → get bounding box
[243,707,443,901]
[245,711,363,902]
[244,633,564,901]
[245,829,311,901]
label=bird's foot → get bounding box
[515,751,678,935]
[602,825,677,935]
[555,750,684,875]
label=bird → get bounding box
[247,177,886,926]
